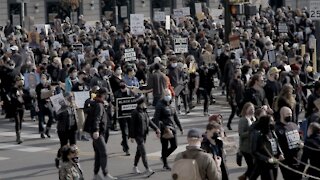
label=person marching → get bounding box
[153,89,183,170]
[59,145,84,180]
[129,94,160,176]
[55,92,78,169]
[9,76,26,144]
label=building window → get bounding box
[8,2,27,26]
[101,0,131,24]
[152,0,173,17]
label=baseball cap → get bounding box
[268,67,281,75]
[187,128,201,139]
[10,45,19,51]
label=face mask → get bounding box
[171,63,177,68]
[115,69,122,75]
[72,72,77,78]
[305,57,310,63]
[284,116,292,123]
[212,132,219,139]
[41,79,47,85]
[71,157,79,163]
[163,95,172,102]
[82,77,88,82]
[91,93,96,99]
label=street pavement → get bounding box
[0,91,281,180]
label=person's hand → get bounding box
[93,131,99,140]
[130,138,135,143]
[299,142,304,149]
[35,106,39,112]
[278,154,285,161]
[156,129,161,138]
[214,156,222,167]
[180,129,184,135]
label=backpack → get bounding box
[171,152,202,180]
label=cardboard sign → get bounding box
[50,93,66,113]
[73,91,90,109]
[154,11,166,22]
[278,23,288,33]
[229,34,240,49]
[130,14,145,35]
[116,97,137,119]
[174,38,188,53]
[124,48,136,62]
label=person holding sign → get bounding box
[113,81,135,156]
[55,92,78,169]
[72,71,90,141]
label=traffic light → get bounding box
[229,4,244,16]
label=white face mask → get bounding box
[171,63,177,68]
[164,95,172,102]
[115,69,122,75]
[72,72,77,78]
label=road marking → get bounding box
[0,143,50,152]
[0,131,60,141]
[0,157,10,161]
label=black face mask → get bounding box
[284,116,292,123]
[212,132,219,140]
[82,77,88,82]
[71,157,79,163]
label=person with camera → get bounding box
[129,94,160,176]
[83,88,117,180]
[153,89,183,170]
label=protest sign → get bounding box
[165,15,171,30]
[50,93,66,113]
[174,37,188,54]
[278,23,288,33]
[28,31,40,49]
[124,48,136,62]
[116,97,137,119]
[24,72,40,89]
[73,91,90,109]
[73,44,84,53]
[195,3,202,14]
[102,50,110,60]
[130,14,145,35]
[154,11,166,22]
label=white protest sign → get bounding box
[50,93,66,113]
[174,38,188,54]
[102,50,110,60]
[73,91,90,109]
[195,3,202,14]
[124,48,136,62]
[209,9,223,19]
[130,14,145,35]
[310,0,320,20]
[154,11,166,22]
[173,9,184,18]
[165,15,171,30]
[181,7,191,16]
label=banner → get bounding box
[124,48,136,62]
[130,14,145,35]
[116,97,137,119]
[73,91,90,109]
[174,38,188,54]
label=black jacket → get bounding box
[56,106,78,132]
[275,122,301,163]
[129,106,158,138]
[300,134,320,179]
[153,100,183,133]
[201,136,229,180]
[83,99,109,134]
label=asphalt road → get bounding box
[0,92,282,180]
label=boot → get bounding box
[16,131,23,144]
[45,128,51,138]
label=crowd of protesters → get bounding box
[1,1,320,180]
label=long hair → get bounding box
[274,84,296,111]
[240,102,254,117]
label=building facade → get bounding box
[1,0,270,29]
